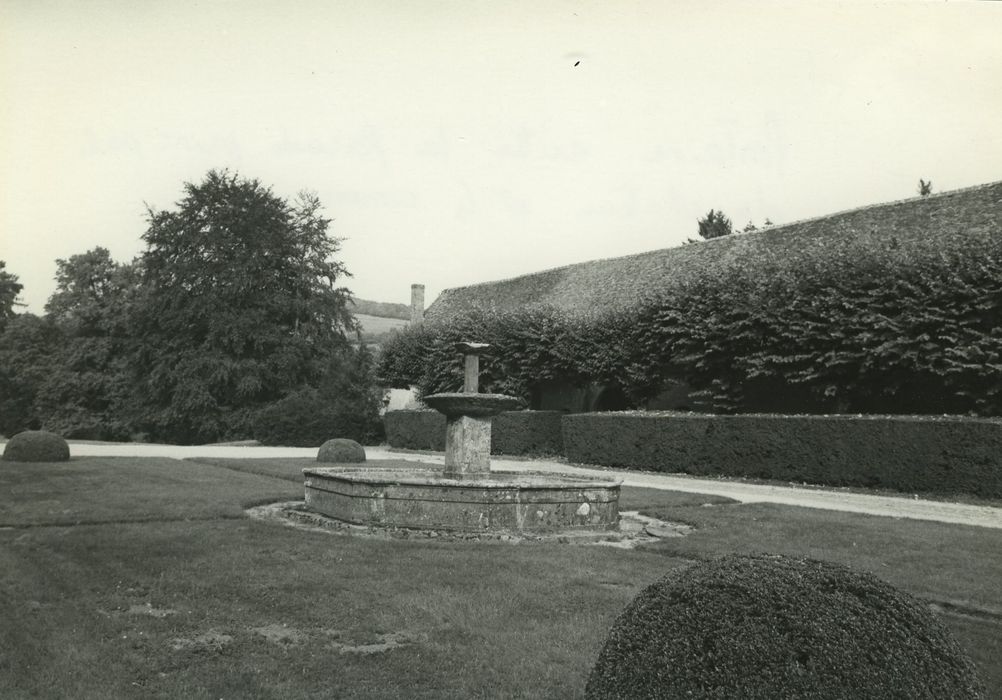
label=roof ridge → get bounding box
[436,247,667,296]
[731,178,1002,240]
[436,179,1002,296]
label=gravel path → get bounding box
[63,442,1002,530]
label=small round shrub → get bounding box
[586,554,985,699]
[317,438,366,464]
[2,430,70,463]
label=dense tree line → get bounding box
[0,171,382,445]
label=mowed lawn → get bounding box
[1,457,1000,699]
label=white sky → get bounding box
[2,0,1000,313]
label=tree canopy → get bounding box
[0,171,379,444]
[33,248,139,439]
[0,314,63,436]
[45,247,136,335]
[131,170,356,443]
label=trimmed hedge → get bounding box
[384,409,564,456]
[492,411,564,456]
[562,412,1002,498]
[384,410,445,451]
[586,554,986,699]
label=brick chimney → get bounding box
[410,283,425,325]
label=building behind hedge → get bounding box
[384,181,1002,416]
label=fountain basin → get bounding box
[303,466,621,533]
[423,392,525,418]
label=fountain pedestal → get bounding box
[444,415,490,477]
[424,342,525,480]
[423,393,524,479]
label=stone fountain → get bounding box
[302,342,621,535]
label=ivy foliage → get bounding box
[379,224,1002,416]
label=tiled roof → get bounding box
[426,180,1002,322]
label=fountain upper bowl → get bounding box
[423,392,525,418]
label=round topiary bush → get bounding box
[317,438,366,464]
[2,430,71,463]
[586,554,985,699]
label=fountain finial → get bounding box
[455,341,490,393]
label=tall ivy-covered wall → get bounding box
[379,211,1002,416]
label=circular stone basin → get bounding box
[303,466,621,534]
[423,392,525,418]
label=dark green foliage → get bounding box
[381,207,1002,416]
[1,174,383,445]
[919,178,933,196]
[378,306,597,403]
[34,248,139,440]
[44,247,136,333]
[697,208,733,240]
[0,314,64,436]
[383,410,446,451]
[2,430,70,462]
[252,347,384,447]
[0,261,24,331]
[252,387,382,447]
[317,438,366,463]
[492,411,563,456]
[130,170,356,444]
[562,412,1002,498]
[586,554,986,699]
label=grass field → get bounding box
[2,456,999,698]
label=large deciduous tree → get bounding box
[131,170,356,443]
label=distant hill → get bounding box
[355,313,409,342]
[350,297,410,320]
